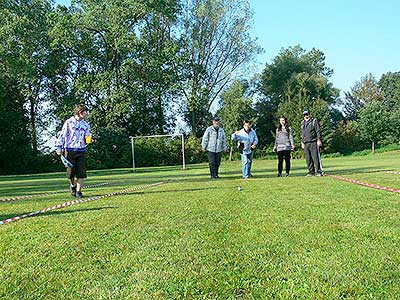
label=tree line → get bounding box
[1,0,399,175]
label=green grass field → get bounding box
[1,152,400,299]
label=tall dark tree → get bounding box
[259,46,339,150]
[0,0,53,151]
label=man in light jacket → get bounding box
[202,116,227,179]
[231,119,258,179]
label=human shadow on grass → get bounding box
[0,180,121,198]
[0,206,116,221]
[326,167,389,176]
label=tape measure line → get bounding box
[0,182,165,226]
[0,182,112,203]
[327,174,400,193]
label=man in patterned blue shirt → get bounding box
[56,104,92,198]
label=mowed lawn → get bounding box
[1,152,400,299]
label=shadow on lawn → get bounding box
[0,206,116,222]
[132,186,232,195]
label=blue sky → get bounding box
[55,0,400,94]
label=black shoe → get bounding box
[316,172,324,177]
[70,185,77,197]
[277,173,282,177]
[76,191,83,198]
[285,174,290,177]
[306,173,315,177]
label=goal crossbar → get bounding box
[129,134,186,172]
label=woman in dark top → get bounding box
[273,116,294,177]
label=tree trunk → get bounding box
[371,140,375,154]
[29,98,38,152]
[229,147,233,161]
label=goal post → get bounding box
[129,134,186,172]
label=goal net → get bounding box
[129,134,186,172]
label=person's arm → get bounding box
[221,129,228,152]
[55,121,68,155]
[314,119,322,146]
[231,131,240,141]
[85,123,92,144]
[201,128,210,150]
[251,131,258,149]
[273,129,278,151]
[289,127,295,149]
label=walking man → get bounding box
[300,110,323,176]
[202,116,228,179]
[56,104,92,197]
[231,119,258,179]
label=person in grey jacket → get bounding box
[202,116,227,179]
[273,116,294,177]
[301,110,323,176]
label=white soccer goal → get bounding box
[129,134,186,172]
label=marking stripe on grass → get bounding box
[327,174,400,193]
[0,182,166,226]
[0,182,112,203]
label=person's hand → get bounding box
[235,131,240,135]
[301,142,305,149]
[225,149,230,153]
[202,148,206,152]
[292,146,295,151]
[317,140,322,147]
[56,149,62,156]
[273,147,276,152]
[251,144,256,149]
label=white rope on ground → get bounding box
[327,174,400,193]
[0,182,112,203]
[0,181,166,226]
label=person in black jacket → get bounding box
[300,110,323,176]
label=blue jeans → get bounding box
[241,152,253,178]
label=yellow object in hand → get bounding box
[86,135,92,144]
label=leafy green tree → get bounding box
[179,0,262,136]
[0,73,33,174]
[261,45,337,110]
[218,80,255,159]
[343,73,384,120]
[379,71,400,110]
[357,101,388,153]
[0,0,54,151]
[331,120,367,154]
[259,46,339,151]
[49,0,181,136]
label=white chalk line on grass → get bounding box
[327,174,400,193]
[0,182,112,203]
[0,182,166,226]
[385,171,400,175]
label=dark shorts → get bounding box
[66,151,87,179]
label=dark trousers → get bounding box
[207,151,222,178]
[277,150,291,175]
[304,142,322,174]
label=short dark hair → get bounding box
[74,104,87,116]
[243,119,251,125]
